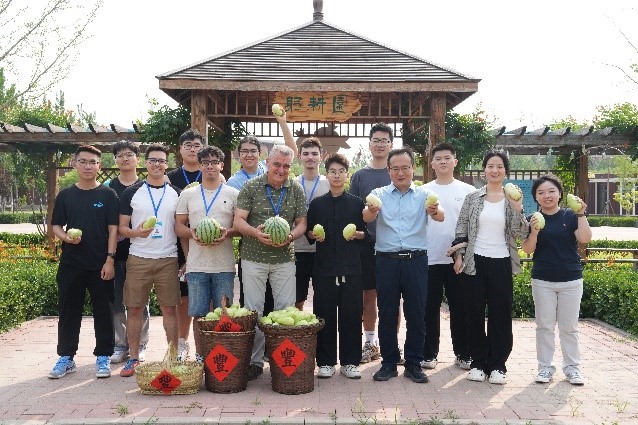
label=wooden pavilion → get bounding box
[156,0,480,181]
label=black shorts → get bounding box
[361,242,377,290]
[295,252,315,303]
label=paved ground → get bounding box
[1,286,637,425]
[1,224,637,424]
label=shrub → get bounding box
[588,215,637,227]
[0,232,46,245]
[0,212,46,224]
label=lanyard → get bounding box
[301,176,320,207]
[241,166,262,180]
[266,186,286,216]
[182,166,201,185]
[146,182,166,217]
[201,184,224,216]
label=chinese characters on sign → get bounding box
[274,92,362,122]
[271,338,307,377]
[150,369,182,394]
[206,344,239,382]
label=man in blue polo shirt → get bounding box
[363,147,444,383]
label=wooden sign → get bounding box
[274,92,361,122]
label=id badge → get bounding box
[151,220,164,239]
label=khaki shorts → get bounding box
[124,255,180,308]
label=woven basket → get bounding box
[197,310,258,333]
[135,343,203,395]
[200,329,255,393]
[259,319,325,395]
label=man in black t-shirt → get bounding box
[49,145,119,380]
[166,129,204,361]
[105,140,149,365]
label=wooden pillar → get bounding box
[45,147,58,251]
[577,154,589,204]
[426,93,446,182]
[191,90,208,142]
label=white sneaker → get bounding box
[177,339,189,361]
[317,365,335,378]
[489,370,507,384]
[455,356,472,370]
[138,346,146,362]
[340,364,361,379]
[535,370,553,383]
[467,368,486,382]
[420,358,438,369]
[110,349,128,364]
[566,370,585,386]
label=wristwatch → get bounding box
[107,252,116,258]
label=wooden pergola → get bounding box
[156,1,480,181]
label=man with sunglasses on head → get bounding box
[166,129,206,361]
[175,145,239,363]
[233,144,307,381]
[118,144,182,377]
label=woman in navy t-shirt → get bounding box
[522,174,592,386]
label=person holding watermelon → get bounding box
[233,144,307,380]
[175,145,240,363]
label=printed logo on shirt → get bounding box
[93,202,104,208]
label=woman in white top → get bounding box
[451,151,529,384]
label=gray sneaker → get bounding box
[110,349,128,364]
[535,370,553,383]
[48,356,76,379]
[566,370,585,385]
[420,358,438,369]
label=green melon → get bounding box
[196,217,222,243]
[263,216,291,245]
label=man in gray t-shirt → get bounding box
[348,122,392,364]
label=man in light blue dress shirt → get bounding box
[363,147,444,383]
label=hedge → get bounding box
[588,215,637,227]
[0,212,46,224]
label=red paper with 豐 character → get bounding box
[214,315,243,332]
[206,344,239,382]
[150,369,182,394]
[271,338,306,377]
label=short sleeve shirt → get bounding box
[348,166,391,241]
[236,174,307,264]
[293,175,330,253]
[176,184,239,273]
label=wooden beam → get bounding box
[47,123,68,133]
[505,126,527,136]
[490,126,506,137]
[2,123,26,132]
[592,127,614,137]
[572,126,594,136]
[528,126,550,136]
[548,127,570,136]
[24,123,48,133]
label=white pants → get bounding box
[532,278,583,376]
[242,260,296,367]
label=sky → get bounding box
[53,0,638,134]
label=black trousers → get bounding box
[313,275,363,366]
[462,254,513,374]
[423,263,469,360]
[56,263,114,357]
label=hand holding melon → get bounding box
[271,103,285,117]
[566,194,585,214]
[504,183,523,201]
[67,228,82,239]
[531,211,545,231]
[343,223,357,240]
[262,216,291,246]
[312,224,325,241]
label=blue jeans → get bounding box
[186,272,235,317]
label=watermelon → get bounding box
[263,216,290,244]
[196,217,222,243]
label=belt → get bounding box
[376,250,427,260]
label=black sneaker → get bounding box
[372,365,398,381]
[404,362,428,383]
[247,364,263,381]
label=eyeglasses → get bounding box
[389,166,412,173]
[239,149,259,155]
[370,138,391,145]
[271,161,292,170]
[115,152,136,159]
[327,168,347,176]
[147,158,168,165]
[200,160,221,166]
[76,160,99,166]
[182,143,203,150]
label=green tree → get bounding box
[402,108,495,174]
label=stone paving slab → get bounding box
[1,305,637,425]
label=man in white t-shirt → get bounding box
[293,137,330,310]
[175,145,239,363]
[118,144,181,377]
[422,143,476,371]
